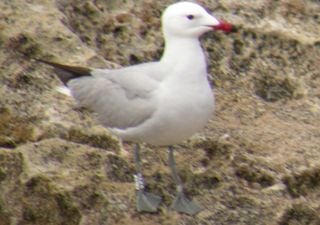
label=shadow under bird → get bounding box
[37,1,233,215]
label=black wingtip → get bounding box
[35,58,92,85]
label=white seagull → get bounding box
[38,1,233,215]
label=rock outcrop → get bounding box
[0,0,319,224]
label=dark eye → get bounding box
[186,15,194,20]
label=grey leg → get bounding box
[134,144,162,213]
[168,146,202,215]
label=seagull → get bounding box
[37,1,233,215]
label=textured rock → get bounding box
[0,0,320,224]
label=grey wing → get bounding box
[67,72,158,129]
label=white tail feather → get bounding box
[55,86,72,96]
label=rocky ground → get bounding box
[0,0,320,224]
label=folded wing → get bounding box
[40,60,158,129]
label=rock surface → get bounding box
[1,0,320,224]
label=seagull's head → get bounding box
[162,2,233,39]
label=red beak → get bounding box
[212,20,233,33]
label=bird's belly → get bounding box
[115,86,214,146]
[147,110,212,145]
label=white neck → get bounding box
[160,36,206,72]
